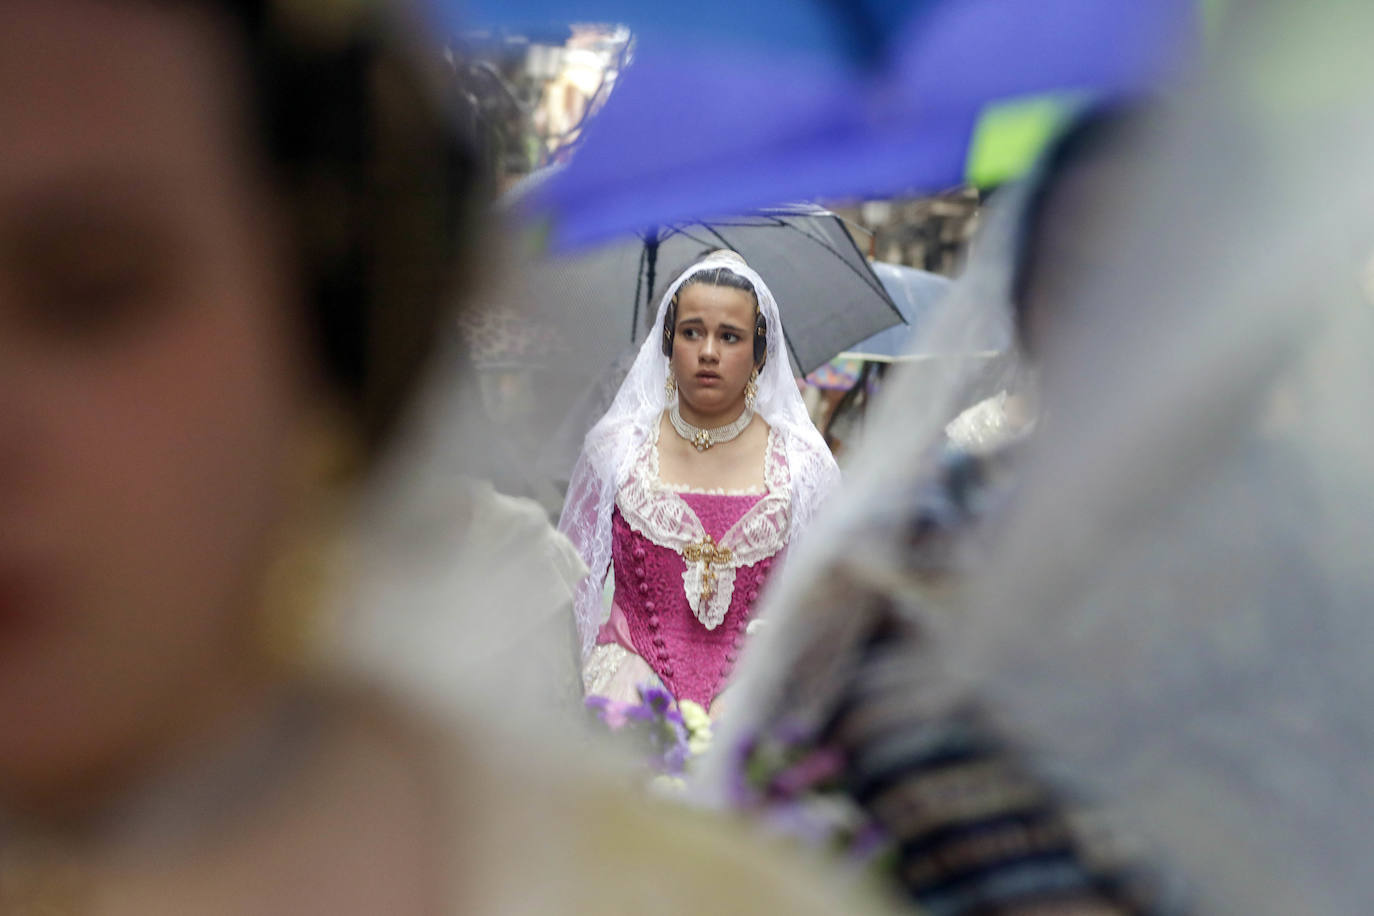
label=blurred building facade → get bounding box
[449,25,631,191]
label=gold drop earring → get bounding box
[745,368,759,410]
[665,369,677,400]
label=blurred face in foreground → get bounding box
[670,282,759,422]
[0,0,317,810]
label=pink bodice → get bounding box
[597,426,793,706]
[608,495,780,706]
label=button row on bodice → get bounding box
[612,509,781,705]
[714,559,770,685]
[632,559,675,677]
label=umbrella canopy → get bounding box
[487,203,901,488]
[502,204,903,378]
[839,262,984,362]
[492,0,1196,247]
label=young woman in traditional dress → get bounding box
[561,250,840,714]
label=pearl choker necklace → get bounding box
[669,402,754,451]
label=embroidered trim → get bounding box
[615,424,790,630]
[667,484,768,497]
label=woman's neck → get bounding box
[676,396,749,429]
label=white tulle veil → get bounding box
[558,250,840,661]
[710,3,1374,910]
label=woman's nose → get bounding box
[700,336,718,360]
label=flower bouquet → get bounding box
[585,688,715,788]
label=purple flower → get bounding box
[662,742,690,775]
[585,694,634,730]
[622,703,655,723]
[640,686,675,715]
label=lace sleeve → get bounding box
[557,451,612,663]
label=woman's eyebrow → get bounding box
[675,316,747,333]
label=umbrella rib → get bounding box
[631,243,647,343]
[775,217,899,311]
[656,211,902,372]
[681,218,883,306]
[698,222,737,253]
[687,219,808,374]
[659,221,738,254]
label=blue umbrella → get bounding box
[839,263,949,362]
[838,261,1011,362]
[483,0,1196,247]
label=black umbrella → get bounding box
[486,202,903,490]
[503,203,904,378]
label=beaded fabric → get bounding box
[668,401,754,451]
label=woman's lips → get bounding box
[694,371,722,385]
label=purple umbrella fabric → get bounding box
[503,0,1196,247]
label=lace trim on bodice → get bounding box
[615,422,791,630]
[665,483,768,497]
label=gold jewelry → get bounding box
[683,534,733,601]
[668,401,754,451]
[665,371,677,399]
[744,368,759,410]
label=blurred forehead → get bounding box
[0,1,250,220]
[676,282,755,325]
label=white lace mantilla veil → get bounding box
[713,4,1374,912]
[558,250,840,661]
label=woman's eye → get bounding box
[722,332,740,343]
[12,212,179,343]
[15,251,174,347]
[680,327,701,339]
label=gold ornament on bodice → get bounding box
[683,534,733,601]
